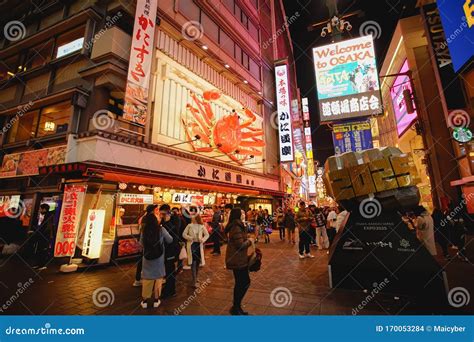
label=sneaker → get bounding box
[305,253,315,258]
[153,300,161,308]
[183,265,191,270]
[140,301,148,309]
[38,266,47,271]
[132,280,142,287]
[299,254,305,259]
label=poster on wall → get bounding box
[122,0,158,125]
[0,146,67,178]
[275,64,294,162]
[313,35,383,123]
[54,184,87,257]
[82,209,106,259]
[332,120,373,155]
[391,60,418,136]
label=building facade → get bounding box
[0,0,300,260]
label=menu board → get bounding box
[0,146,67,178]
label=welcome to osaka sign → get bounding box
[313,35,383,123]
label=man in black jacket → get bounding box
[159,204,179,298]
[32,203,55,270]
[210,205,222,255]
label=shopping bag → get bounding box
[179,245,187,260]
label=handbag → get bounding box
[179,245,188,260]
[248,241,262,272]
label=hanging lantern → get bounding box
[162,192,172,203]
[118,182,127,190]
[138,185,147,192]
[153,187,161,193]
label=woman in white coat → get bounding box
[182,214,209,287]
[412,206,437,256]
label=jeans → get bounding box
[299,230,311,255]
[232,268,251,308]
[191,242,201,284]
[316,226,329,249]
[327,227,336,246]
[211,230,221,254]
[33,233,51,267]
[135,256,143,281]
[279,226,285,240]
[162,258,177,296]
[309,227,316,245]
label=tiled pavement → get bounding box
[0,235,473,315]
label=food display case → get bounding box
[113,224,142,260]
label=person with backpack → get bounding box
[182,213,209,288]
[262,209,272,243]
[140,205,173,309]
[295,201,314,259]
[315,207,329,250]
[225,208,254,315]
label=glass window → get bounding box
[6,110,39,143]
[178,0,200,21]
[235,44,241,62]
[223,0,234,12]
[55,27,85,58]
[242,51,249,69]
[234,4,241,22]
[201,12,218,43]
[219,30,234,57]
[250,58,260,80]
[37,102,71,137]
[251,0,258,9]
[25,40,54,71]
[249,21,259,42]
[241,11,248,29]
[0,56,18,82]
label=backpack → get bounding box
[144,238,163,260]
[248,247,262,272]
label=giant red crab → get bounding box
[182,90,264,165]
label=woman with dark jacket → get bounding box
[225,208,254,315]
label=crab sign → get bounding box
[182,90,264,165]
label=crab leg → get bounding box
[240,138,265,147]
[181,118,212,152]
[187,105,211,137]
[242,130,264,139]
[201,102,216,124]
[191,93,213,126]
[239,108,257,128]
[228,153,245,165]
[236,148,263,156]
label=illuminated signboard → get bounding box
[123,0,158,125]
[332,120,373,155]
[275,64,294,162]
[438,0,474,72]
[56,37,84,58]
[313,35,382,123]
[390,60,418,136]
[118,193,154,205]
[82,209,106,259]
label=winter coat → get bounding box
[141,226,173,279]
[182,223,209,266]
[225,219,251,270]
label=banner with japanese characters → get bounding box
[123,0,158,125]
[275,64,294,162]
[54,184,87,257]
[332,120,373,155]
[313,35,383,123]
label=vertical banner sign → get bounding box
[123,0,158,125]
[302,97,316,194]
[391,60,418,136]
[275,64,294,162]
[82,209,106,259]
[54,184,87,257]
[313,35,383,123]
[421,3,467,110]
[332,120,373,155]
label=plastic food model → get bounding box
[324,147,446,309]
[182,90,264,165]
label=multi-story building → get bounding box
[0,0,299,260]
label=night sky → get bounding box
[283,0,419,164]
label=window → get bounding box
[201,12,218,42]
[55,27,85,58]
[6,110,39,143]
[251,0,258,9]
[0,56,18,82]
[242,51,249,69]
[223,0,234,12]
[219,30,234,58]
[25,40,54,71]
[37,102,71,137]
[241,11,248,29]
[249,21,259,42]
[235,44,241,62]
[179,0,200,21]
[250,58,260,80]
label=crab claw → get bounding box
[203,90,221,101]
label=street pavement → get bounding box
[0,234,473,315]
